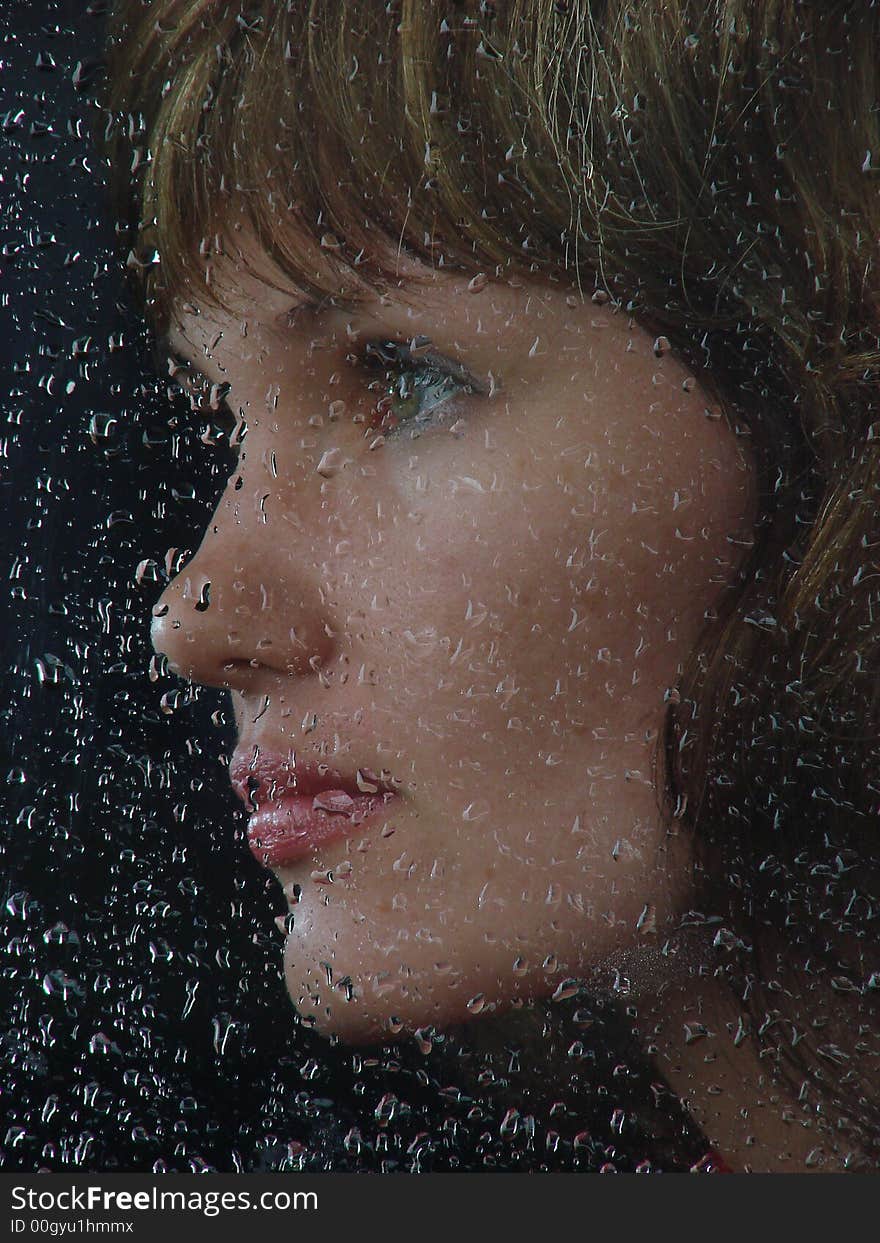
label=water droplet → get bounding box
[374,1093,398,1122]
[316,447,348,477]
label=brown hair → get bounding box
[102,0,880,1144]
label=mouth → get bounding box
[229,748,401,869]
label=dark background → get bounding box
[0,0,705,1173]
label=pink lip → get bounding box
[229,749,400,868]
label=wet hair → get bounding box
[102,0,880,1147]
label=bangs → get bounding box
[104,1,569,337]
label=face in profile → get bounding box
[151,234,755,1043]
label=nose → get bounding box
[150,497,337,692]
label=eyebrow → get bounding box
[277,288,373,327]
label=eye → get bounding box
[356,338,477,439]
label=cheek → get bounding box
[365,433,687,716]
[339,410,751,845]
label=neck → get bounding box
[382,926,874,1171]
[611,923,868,1172]
[430,987,708,1171]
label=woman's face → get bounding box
[152,235,756,1043]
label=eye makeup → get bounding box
[357,337,485,440]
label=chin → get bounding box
[275,862,654,1044]
[282,935,492,1045]
[280,926,592,1046]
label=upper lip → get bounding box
[229,747,399,811]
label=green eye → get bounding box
[362,339,472,439]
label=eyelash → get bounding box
[356,339,474,440]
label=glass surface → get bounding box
[3,1,879,1175]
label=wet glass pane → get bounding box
[3,1,879,1175]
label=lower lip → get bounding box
[245,789,398,868]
